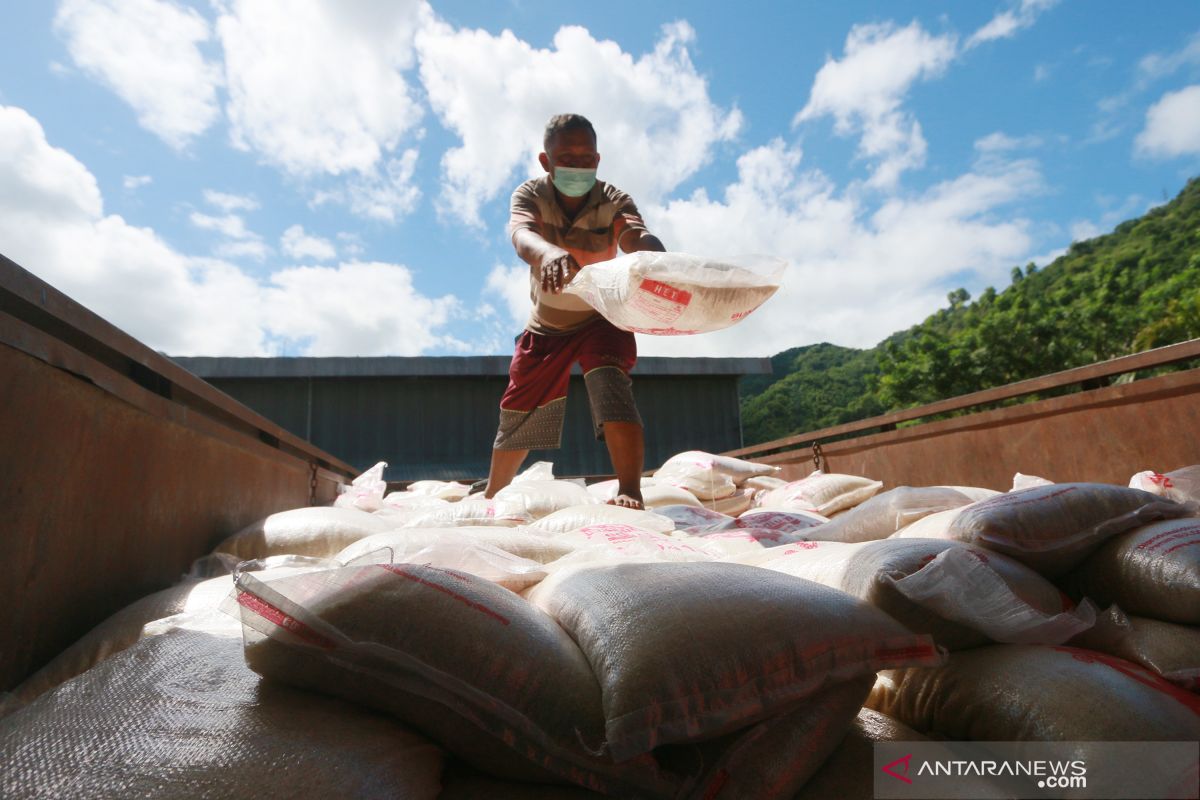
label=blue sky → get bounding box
[1,1,1197,358]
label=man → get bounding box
[483,113,665,509]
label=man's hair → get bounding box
[543,113,596,152]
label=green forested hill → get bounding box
[740,176,1200,445]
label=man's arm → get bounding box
[513,227,578,295]
[619,228,666,254]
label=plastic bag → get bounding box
[563,252,784,335]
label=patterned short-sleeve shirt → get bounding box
[508,175,648,335]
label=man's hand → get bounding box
[540,250,581,294]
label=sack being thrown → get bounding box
[563,251,785,335]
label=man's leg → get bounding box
[603,421,644,509]
[484,447,529,498]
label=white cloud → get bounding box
[622,139,1043,357]
[53,0,222,149]
[216,0,424,177]
[416,19,742,226]
[1136,30,1200,84]
[0,103,458,356]
[795,21,957,188]
[123,174,152,190]
[203,189,259,212]
[281,224,337,261]
[310,149,421,223]
[974,132,1043,152]
[261,262,461,356]
[965,0,1060,50]
[189,211,256,240]
[485,262,532,328]
[1135,85,1200,158]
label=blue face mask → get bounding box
[552,166,597,198]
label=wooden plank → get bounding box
[726,338,1200,459]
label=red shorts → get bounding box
[494,318,640,450]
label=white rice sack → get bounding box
[653,463,737,501]
[334,529,547,592]
[742,474,788,492]
[337,528,576,566]
[688,529,768,557]
[937,483,1192,577]
[513,460,555,482]
[527,504,674,535]
[0,628,447,800]
[402,495,531,528]
[794,709,930,800]
[1012,472,1054,490]
[333,461,389,512]
[493,479,597,520]
[735,509,830,532]
[702,488,756,516]
[867,644,1200,742]
[891,506,965,539]
[741,539,1093,650]
[237,565,679,796]
[937,485,1002,502]
[549,524,715,565]
[585,477,657,502]
[1130,465,1200,505]
[641,484,703,508]
[214,506,395,559]
[1061,517,1200,624]
[652,504,734,531]
[3,558,329,715]
[759,471,884,516]
[378,493,452,515]
[525,561,943,761]
[404,480,471,502]
[563,251,784,335]
[1070,605,1200,691]
[689,677,873,800]
[656,450,780,484]
[804,486,976,544]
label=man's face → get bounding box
[539,127,599,177]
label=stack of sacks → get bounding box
[757,471,884,517]
[890,482,1191,577]
[651,450,781,514]
[1058,514,1200,689]
[235,560,943,799]
[727,539,1096,650]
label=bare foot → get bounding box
[609,493,644,510]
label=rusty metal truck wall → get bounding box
[0,255,357,691]
[729,341,1200,489]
